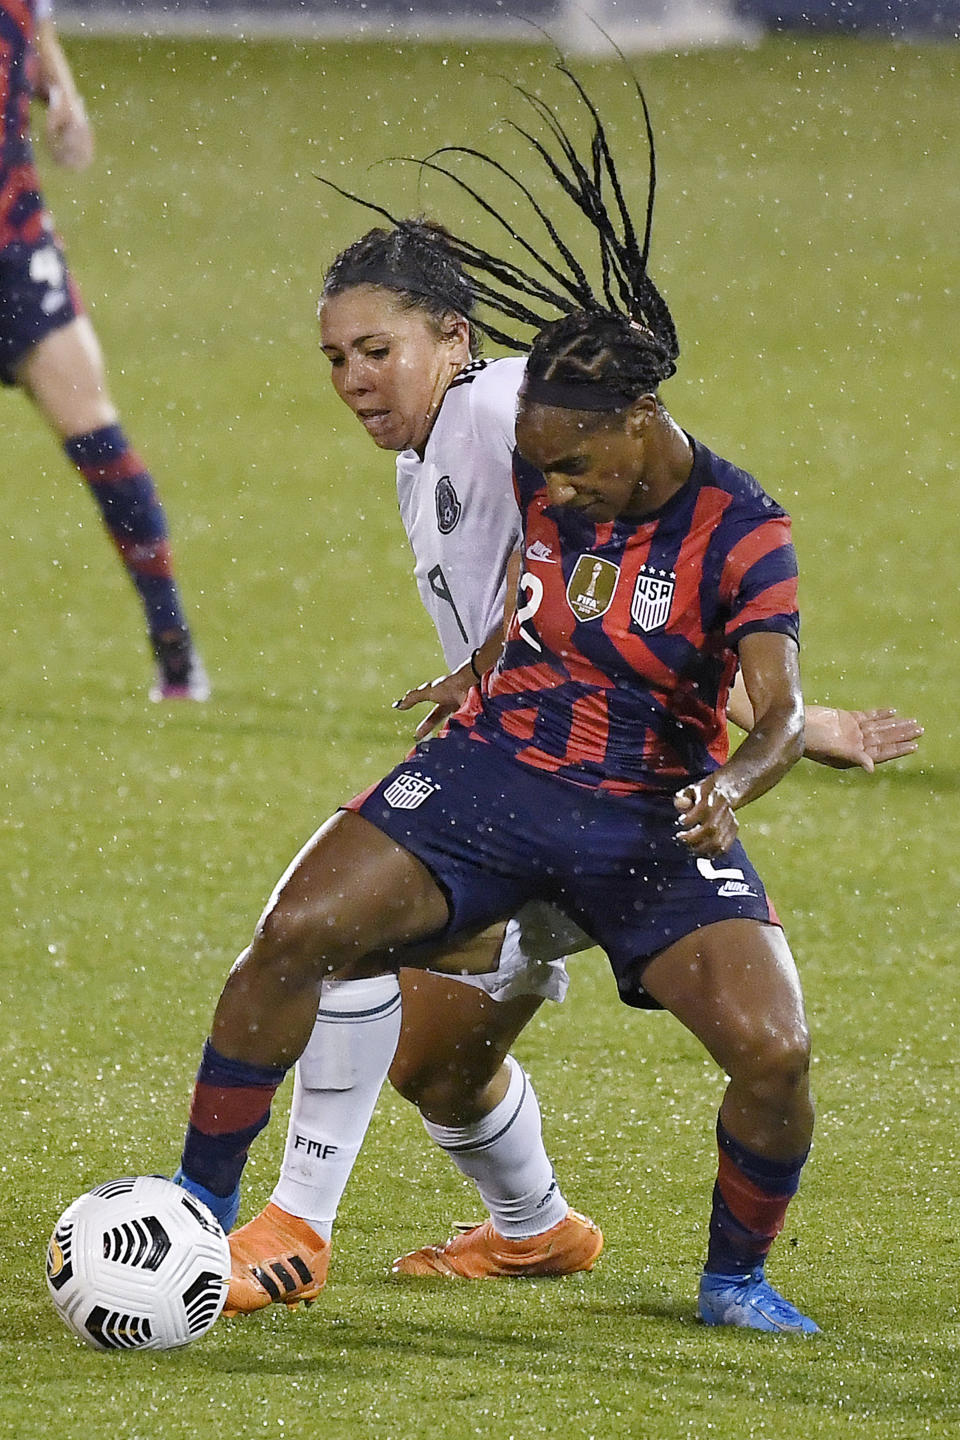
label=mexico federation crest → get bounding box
[435,474,462,534]
[566,555,620,622]
[630,567,675,632]
[383,772,439,811]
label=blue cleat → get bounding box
[698,1266,820,1334]
[172,1167,240,1234]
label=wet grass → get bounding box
[1,30,957,1440]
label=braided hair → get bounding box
[321,219,483,357]
[317,53,679,410]
[523,310,678,413]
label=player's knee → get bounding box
[740,1022,811,1109]
[251,894,353,982]
[389,1051,503,1125]
[389,1051,451,1111]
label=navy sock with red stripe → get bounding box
[64,423,188,641]
[705,1117,808,1276]
[180,1039,288,1199]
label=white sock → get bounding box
[421,1055,569,1239]
[270,974,402,1238]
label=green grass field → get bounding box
[1,30,957,1440]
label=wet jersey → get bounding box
[455,435,800,795]
[0,0,51,249]
[395,356,525,669]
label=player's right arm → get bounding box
[34,13,94,171]
[393,549,522,741]
[677,630,805,859]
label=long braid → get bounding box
[318,53,680,396]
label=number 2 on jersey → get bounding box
[516,571,543,653]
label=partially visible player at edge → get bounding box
[174,59,919,1332]
[0,0,206,698]
[216,221,920,1316]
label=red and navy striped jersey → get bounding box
[1,1,45,249]
[453,435,800,795]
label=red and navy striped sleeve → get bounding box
[719,510,799,650]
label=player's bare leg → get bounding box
[392,952,537,1122]
[209,814,453,1065]
[177,811,453,1234]
[15,314,114,435]
[642,919,818,1333]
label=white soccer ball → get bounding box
[46,1175,230,1351]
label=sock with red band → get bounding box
[705,1117,808,1275]
[180,1039,288,1202]
[64,423,188,640]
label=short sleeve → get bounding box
[467,357,525,457]
[720,512,800,650]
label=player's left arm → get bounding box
[676,631,804,859]
[728,670,922,772]
[393,549,522,741]
[34,18,94,171]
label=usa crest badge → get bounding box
[567,555,620,622]
[630,568,675,632]
[383,772,439,810]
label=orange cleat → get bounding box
[392,1209,603,1279]
[223,1203,330,1316]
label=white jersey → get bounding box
[395,356,526,669]
[393,354,588,1004]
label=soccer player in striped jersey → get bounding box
[0,0,206,698]
[176,63,919,1331]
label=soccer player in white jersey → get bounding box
[213,220,921,1314]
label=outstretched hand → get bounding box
[393,662,475,741]
[804,707,923,772]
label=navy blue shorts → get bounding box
[0,229,79,384]
[351,726,779,1007]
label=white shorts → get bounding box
[432,899,592,1005]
